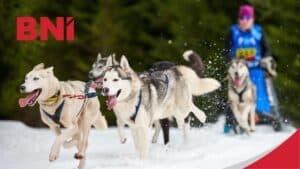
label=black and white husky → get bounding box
[101,52,220,158]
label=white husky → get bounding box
[101,53,220,158]
[19,63,107,168]
[228,59,256,134]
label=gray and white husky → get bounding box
[19,63,107,168]
[228,59,256,134]
[101,52,220,158]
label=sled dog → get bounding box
[89,54,173,145]
[19,63,107,168]
[228,59,256,134]
[101,52,220,158]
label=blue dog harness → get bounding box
[130,90,142,122]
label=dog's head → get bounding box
[88,53,119,88]
[19,63,59,108]
[102,55,139,110]
[228,59,249,88]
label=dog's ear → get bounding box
[45,66,54,75]
[106,56,113,67]
[120,55,133,73]
[112,53,118,65]
[40,66,54,78]
[33,63,45,70]
[97,53,102,61]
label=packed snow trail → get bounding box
[0,116,295,169]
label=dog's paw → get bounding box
[152,139,158,144]
[74,153,85,160]
[120,138,127,144]
[49,150,59,162]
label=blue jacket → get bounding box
[225,24,271,113]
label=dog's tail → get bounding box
[176,65,220,96]
[93,113,108,130]
[183,50,204,77]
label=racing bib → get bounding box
[236,48,256,61]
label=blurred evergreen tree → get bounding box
[0,0,299,126]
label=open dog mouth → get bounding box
[233,76,242,88]
[91,77,103,88]
[106,89,121,110]
[18,89,42,108]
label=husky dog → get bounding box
[101,53,220,158]
[89,54,173,145]
[89,53,129,144]
[89,53,118,89]
[19,63,107,168]
[228,59,256,134]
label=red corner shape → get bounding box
[246,129,300,169]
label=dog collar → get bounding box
[45,90,60,103]
[130,90,142,122]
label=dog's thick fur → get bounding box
[228,59,256,134]
[89,54,173,145]
[101,52,220,158]
[89,53,129,144]
[19,63,107,168]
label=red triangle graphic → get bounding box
[245,129,300,169]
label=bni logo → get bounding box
[16,17,75,41]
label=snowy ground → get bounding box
[0,117,295,169]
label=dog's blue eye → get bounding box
[33,77,39,81]
[113,79,119,82]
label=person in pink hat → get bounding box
[223,5,282,133]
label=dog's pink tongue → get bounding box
[234,78,241,88]
[107,96,117,110]
[18,93,35,108]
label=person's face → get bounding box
[238,16,254,31]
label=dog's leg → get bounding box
[231,104,247,134]
[49,124,78,162]
[131,126,149,159]
[240,106,252,134]
[175,114,187,141]
[50,126,61,136]
[152,120,161,144]
[63,131,80,149]
[191,104,207,123]
[93,112,107,129]
[117,119,127,144]
[64,119,83,149]
[250,104,256,132]
[75,119,91,160]
[160,118,170,145]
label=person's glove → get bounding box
[260,56,277,77]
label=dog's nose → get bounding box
[88,72,94,79]
[102,87,109,95]
[234,72,239,77]
[19,85,26,93]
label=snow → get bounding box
[0,117,295,169]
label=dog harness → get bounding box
[130,90,142,122]
[43,100,65,127]
[231,84,248,103]
[42,81,99,127]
